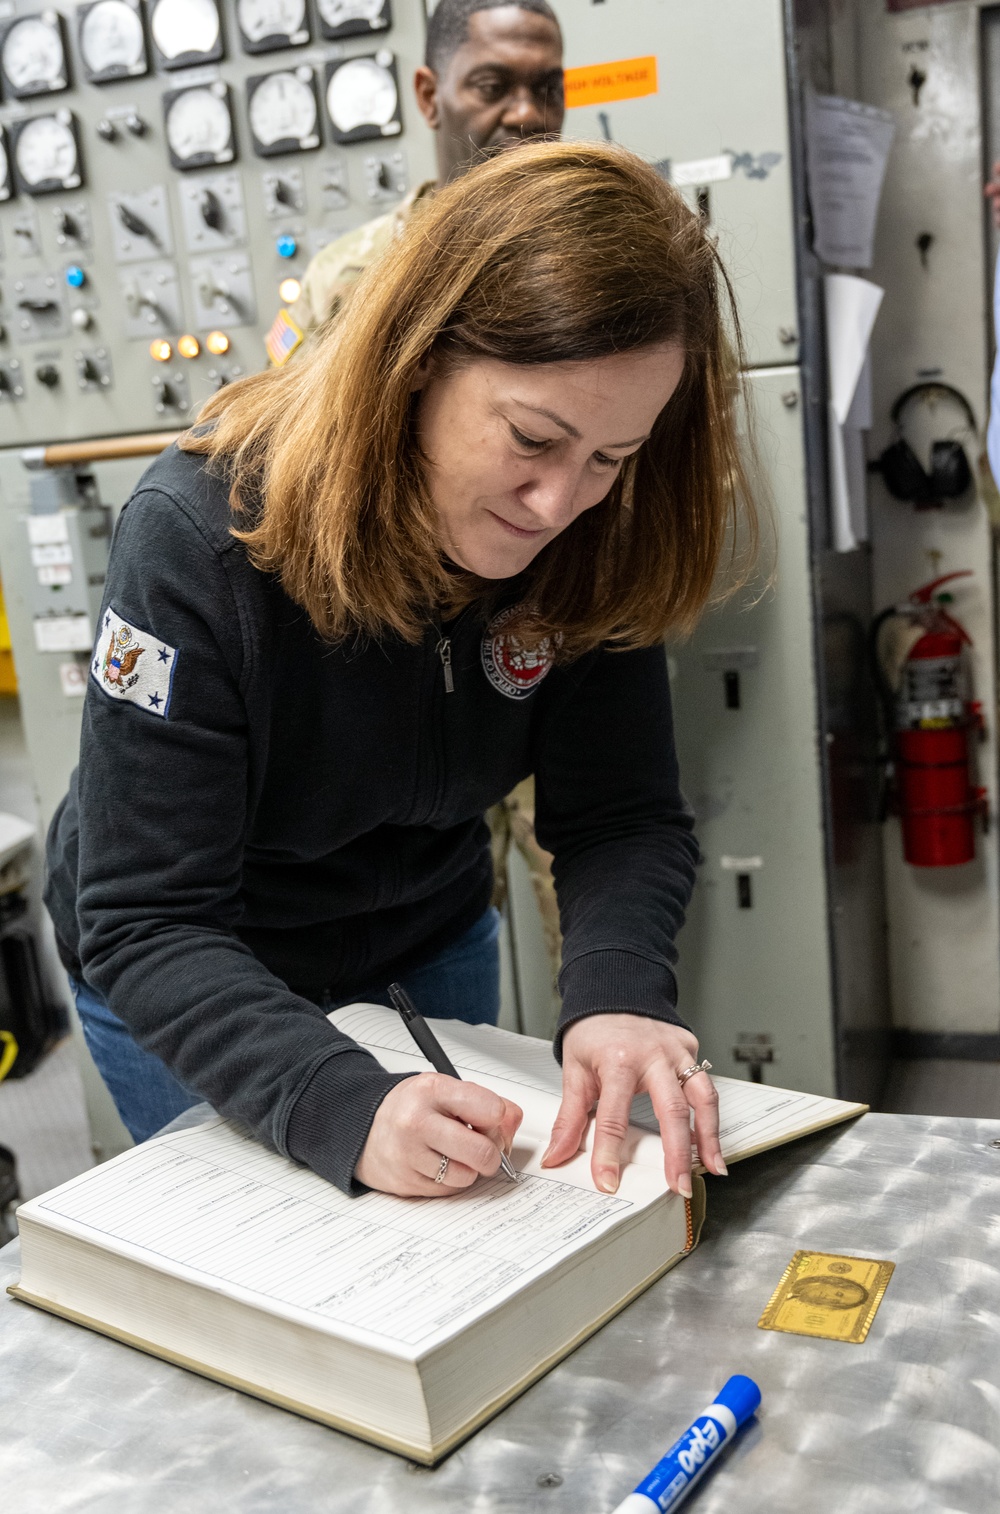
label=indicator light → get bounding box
[149,338,172,362]
[205,330,230,356]
[278,277,301,304]
[275,234,298,259]
[65,264,86,289]
[177,334,200,359]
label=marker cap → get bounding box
[714,1374,761,1429]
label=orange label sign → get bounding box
[564,55,658,109]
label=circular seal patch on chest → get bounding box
[481,605,556,700]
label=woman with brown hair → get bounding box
[46,140,753,1203]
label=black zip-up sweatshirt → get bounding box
[45,445,699,1193]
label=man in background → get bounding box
[272,0,565,345]
[265,0,567,1005]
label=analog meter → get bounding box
[325,52,400,143]
[247,68,319,155]
[11,112,82,194]
[149,0,223,69]
[78,0,148,82]
[237,0,309,53]
[0,12,69,98]
[0,130,11,202]
[163,83,236,170]
[316,0,389,42]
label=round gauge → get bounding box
[151,0,220,61]
[238,0,306,44]
[165,86,232,163]
[2,15,67,94]
[326,56,396,136]
[317,0,384,31]
[80,1,145,76]
[14,115,78,188]
[249,71,316,147]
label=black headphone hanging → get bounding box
[870,381,976,507]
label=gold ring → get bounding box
[677,1059,712,1088]
[433,1155,450,1184]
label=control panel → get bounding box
[0,0,435,443]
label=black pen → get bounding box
[387,982,519,1182]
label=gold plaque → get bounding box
[758,1250,895,1343]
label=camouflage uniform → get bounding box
[286,181,437,336]
[270,186,563,984]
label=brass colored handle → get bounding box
[25,431,183,468]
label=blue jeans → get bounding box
[72,907,502,1144]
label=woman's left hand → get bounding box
[541,1014,726,1197]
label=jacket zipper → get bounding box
[436,634,454,693]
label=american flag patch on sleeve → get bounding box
[264,308,304,367]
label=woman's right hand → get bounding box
[354,1073,523,1197]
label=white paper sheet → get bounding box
[805,89,895,269]
[35,1119,637,1353]
[825,274,884,550]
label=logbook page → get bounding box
[333,1005,867,1173]
[23,1115,674,1358]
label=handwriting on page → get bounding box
[39,1122,631,1349]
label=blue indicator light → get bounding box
[276,235,298,259]
[65,265,86,288]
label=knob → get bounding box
[125,112,147,137]
[35,363,59,388]
[199,189,225,231]
[71,307,92,331]
[153,378,180,410]
[96,118,118,142]
[197,274,241,315]
[276,234,297,259]
[116,201,157,243]
[65,264,86,289]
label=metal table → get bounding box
[2,1111,999,1512]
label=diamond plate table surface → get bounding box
[2,1111,999,1513]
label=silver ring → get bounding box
[433,1155,450,1184]
[677,1059,712,1088]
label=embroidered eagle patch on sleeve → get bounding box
[91,608,177,718]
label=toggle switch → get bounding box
[35,363,60,388]
[116,201,158,244]
[274,178,295,206]
[152,377,180,410]
[125,112,147,137]
[96,118,118,141]
[199,189,225,231]
[198,274,242,316]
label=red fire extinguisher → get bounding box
[872,571,987,867]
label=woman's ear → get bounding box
[410,356,434,393]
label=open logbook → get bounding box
[10,1008,865,1463]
